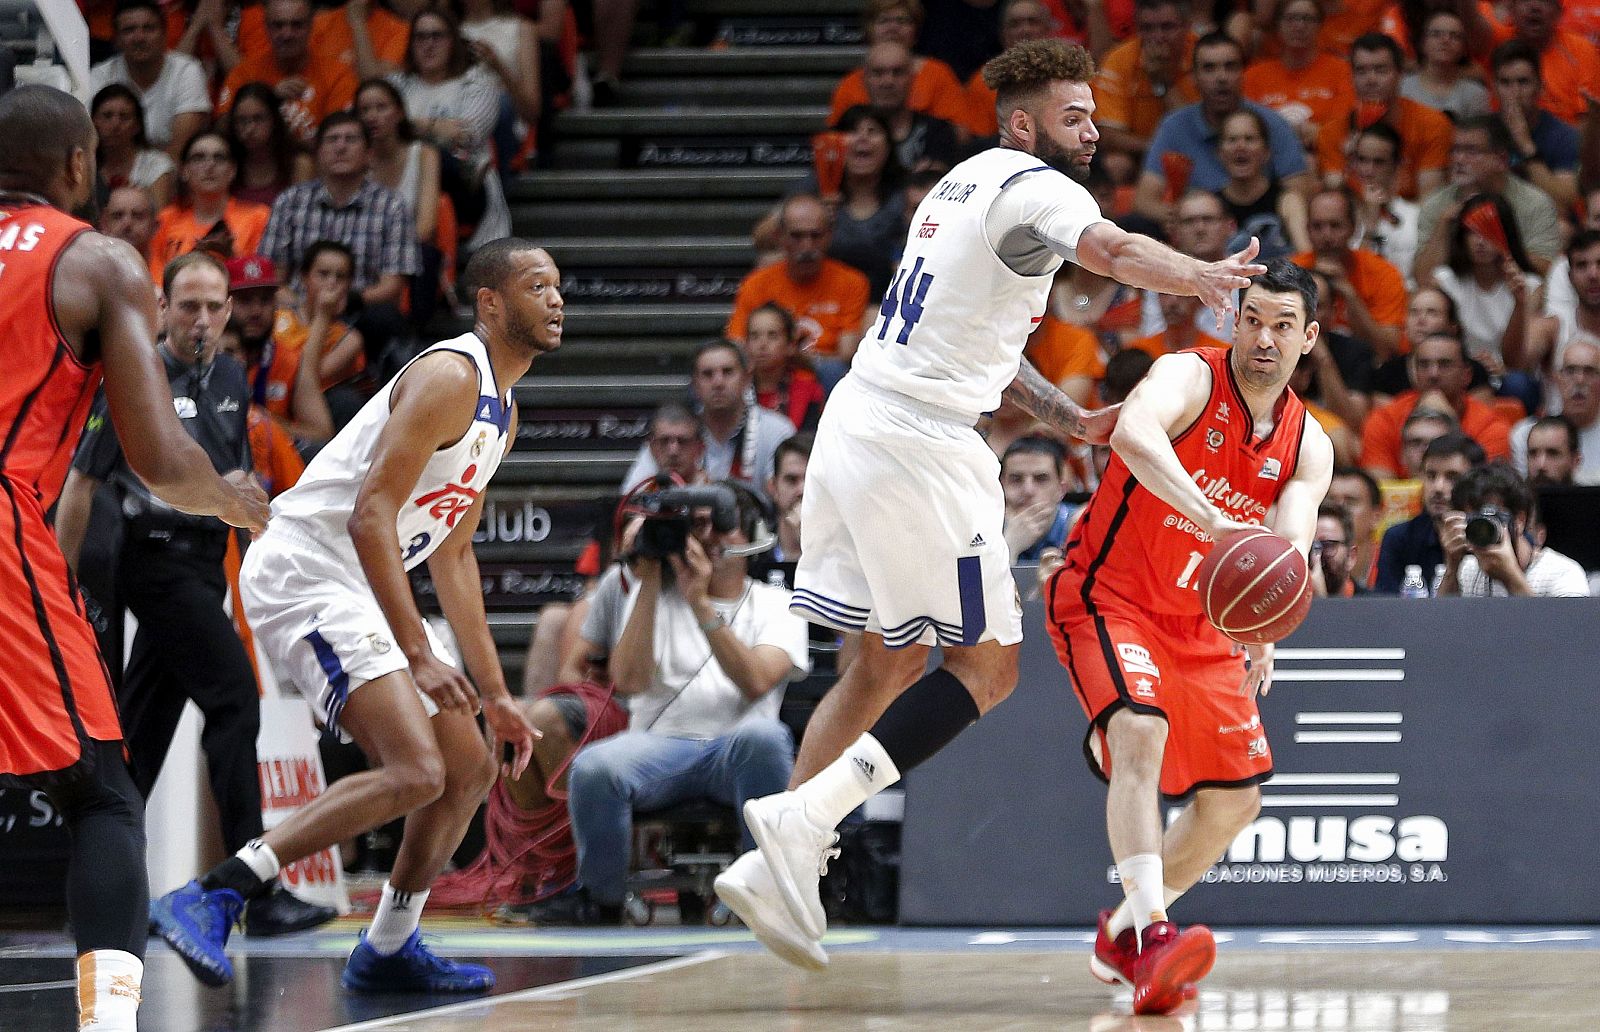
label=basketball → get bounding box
[1196,527,1312,645]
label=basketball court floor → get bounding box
[3,920,1597,1030]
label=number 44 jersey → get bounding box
[851,147,1108,424]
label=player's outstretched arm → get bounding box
[425,406,540,778]
[58,233,268,532]
[1076,223,1267,329]
[1001,356,1120,443]
[1109,353,1238,536]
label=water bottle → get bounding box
[1400,564,1429,599]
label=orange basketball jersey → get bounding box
[0,201,123,784]
[1056,347,1308,618]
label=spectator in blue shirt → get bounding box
[1001,435,1082,563]
[1133,32,1311,226]
[1375,431,1485,593]
[1490,39,1578,214]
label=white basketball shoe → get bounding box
[742,792,840,940]
[714,850,828,971]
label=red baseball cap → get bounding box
[227,254,278,291]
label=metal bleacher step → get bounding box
[547,138,620,169]
[617,75,839,108]
[489,612,537,678]
[556,302,731,337]
[508,167,804,202]
[542,236,753,268]
[623,45,863,78]
[532,336,708,375]
[555,106,830,138]
[683,0,864,16]
[512,197,773,237]
[513,373,690,407]
[497,450,638,486]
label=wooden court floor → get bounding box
[316,946,1600,1032]
[6,925,1598,1030]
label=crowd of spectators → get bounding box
[53,0,564,445]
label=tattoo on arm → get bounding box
[1001,358,1087,437]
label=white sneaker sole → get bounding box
[743,798,828,940]
[714,870,828,972]
[1089,954,1129,986]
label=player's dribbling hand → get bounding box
[483,694,540,780]
[1240,642,1275,698]
[411,653,480,714]
[1208,515,1259,543]
[1198,237,1269,330]
[220,469,270,533]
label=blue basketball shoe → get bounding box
[340,930,495,993]
[150,880,244,987]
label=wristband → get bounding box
[699,612,727,634]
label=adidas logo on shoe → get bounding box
[969,533,985,547]
[854,756,876,780]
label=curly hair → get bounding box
[981,39,1096,118]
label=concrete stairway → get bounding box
[466,8,864,672]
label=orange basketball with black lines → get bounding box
[1196,528,1312,645]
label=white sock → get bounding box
[1114,854,1170,945]
[793,733,901,829]
[1107,884,1184,939]
[76,949,141,1032]
[238,839,282,884]
[368,882,429,955]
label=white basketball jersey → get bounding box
[851,147,1069,422]
[271,331,513,571]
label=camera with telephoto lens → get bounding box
[632,484,739,558]
[1464,506,1513,548]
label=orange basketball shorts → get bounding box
[1045,579,1272,800]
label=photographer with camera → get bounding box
[527,481,812,927]
[1309,501,1371,598]
[1436,462,1590,597]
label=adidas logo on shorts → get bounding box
[969,533,985,547]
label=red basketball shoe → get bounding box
[1092,910,1199,1001]
[1131,921,1216,1015]
[1090,909,1138,987]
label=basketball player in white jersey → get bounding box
[715,39,1268,965]
[151,238,552,993]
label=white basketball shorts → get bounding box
[240,524,446,742]
[791,374,1022,649]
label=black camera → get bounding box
[632,484,738,558]
[1464,506,1513,548]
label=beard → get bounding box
[505,306,560,353]
[1034,131,1092,182]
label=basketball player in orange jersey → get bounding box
[1044,259,1333,1015]
[0,86,270,1032]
